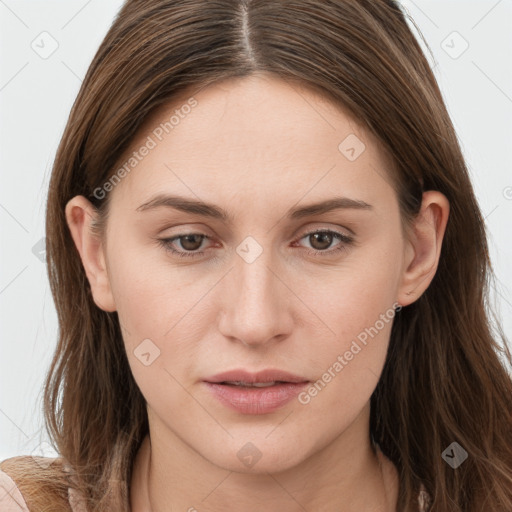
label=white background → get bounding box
[1,0,511,460]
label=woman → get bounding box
[1,0,511,510]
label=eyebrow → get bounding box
[136,194,373,221]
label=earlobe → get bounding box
[397,191,450,307]
[65,195,117,312]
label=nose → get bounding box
[217,246,294,348]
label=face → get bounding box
[67,73,446,474]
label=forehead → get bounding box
[108,73,396,212]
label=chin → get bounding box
[205,439,308,475]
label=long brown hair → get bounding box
[11,0,512,510]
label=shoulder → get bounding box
[0,455,77,512]
[0,463,29,511]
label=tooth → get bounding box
[223,381,277,387]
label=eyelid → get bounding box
[298,225,353,241]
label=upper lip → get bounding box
[204,369,309,384]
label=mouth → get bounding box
[203,369,310,414]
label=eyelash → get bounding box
[157,229,354,259]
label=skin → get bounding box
[65,72,449,511]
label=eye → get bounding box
[294,229,354,256]
[157,233,211,258]
[157,229,354,259]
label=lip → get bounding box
[204,368,308,384]
[203,369,310,415]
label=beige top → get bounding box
[0,448,431,511]
[0,460,88,512]
[0,467,29,512]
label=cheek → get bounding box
[113,268,200,414]
[105,235,210,393]
[305,230,402,333]
[106,231,189,332]
[298,236,402,404]
[297,300,396,432]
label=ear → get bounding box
[65,195,116,312]
[397,190,450,307]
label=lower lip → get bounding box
[203,382,309,414]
